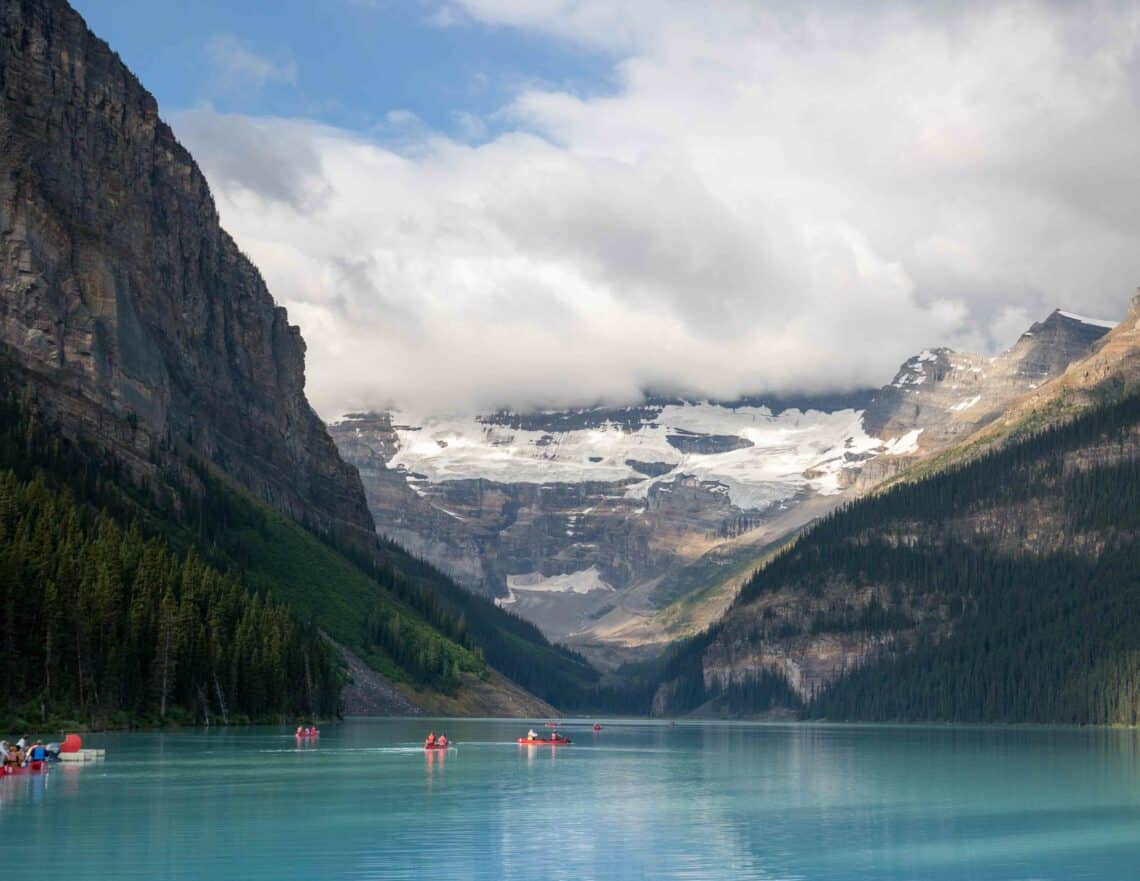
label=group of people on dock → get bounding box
[1,736,47,767]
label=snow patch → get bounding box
[496,566,614,607]
[1057,310,1117,330]
[951,395,982,412]
[883,429,923,455]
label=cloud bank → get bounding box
[177,0,1140,417]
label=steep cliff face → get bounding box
[0,0,373,542]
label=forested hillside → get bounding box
[0,386,478,727]
[0,378,613,724]
[0,470,340,728]
[654,388,1140,725]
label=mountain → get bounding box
[0,0,371,546]
[651,293,1140,723]
[332,398,876,659]
[0,0,571,723]
[330,310,1113,665]
[859,309,1116,469]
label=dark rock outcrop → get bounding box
[665,432,753,454]
[0,0,373,543]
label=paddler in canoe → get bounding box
[520,728,570,745]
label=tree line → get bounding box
[0,470,339,728]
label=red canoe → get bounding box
[423,743,454,750]
[2,760,46,776]
[517,737,571,745]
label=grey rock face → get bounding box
[329,410,762,636]
[665,432,754,454]
[861,310,1113,451]
[0,0,374,543]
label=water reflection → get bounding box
[2,721,1140,880]
[424,746,446,791]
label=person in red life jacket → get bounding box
[437,734,448,747]
[296,726,304,736]
[424,732,436,748]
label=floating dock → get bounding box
[58,748,106,763]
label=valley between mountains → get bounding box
[329,307,1117,669]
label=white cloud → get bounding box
[177,1,1140,417]
[205,34,298,92]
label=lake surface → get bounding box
[2,719,1140,880]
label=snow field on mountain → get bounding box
[384,403,899,511]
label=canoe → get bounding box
[1,760,46,775]
[423,743,454,750]
[517,738,571,745]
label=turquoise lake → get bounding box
[3,719,1140,880]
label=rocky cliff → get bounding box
[862,309,1114,451]
[0,0,374,543]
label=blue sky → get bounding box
[72,0,615,140]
